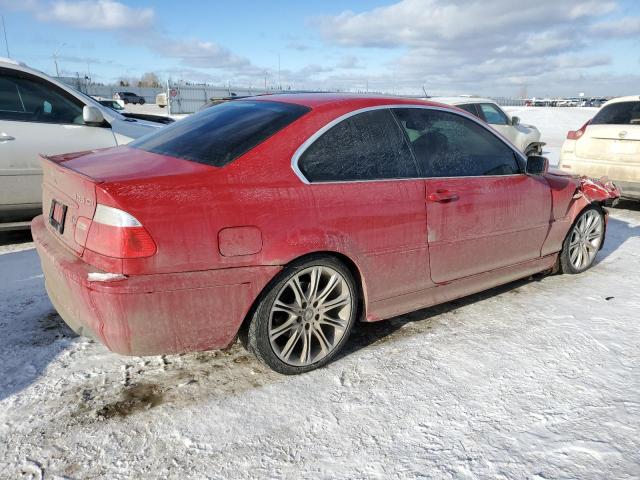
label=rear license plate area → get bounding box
[49,199,68,234]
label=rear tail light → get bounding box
[82,204,156,258]
[567,120,591,140]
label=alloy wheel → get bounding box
[268,266,353,367]
[568,209,603,270]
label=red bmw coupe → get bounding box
[32,94,619,374]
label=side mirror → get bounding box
[511,116,520,126]
[526,155,549,176]
[83,105,105,125]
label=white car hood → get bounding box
[108,116,163,145]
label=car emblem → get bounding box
[619,131,627,138]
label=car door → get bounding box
[295,107,433,302]
[0,69,117,210]
[393,107,551,284]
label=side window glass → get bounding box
[479,103,509,125]
[457,103,480,118]
[298,109,418,182]
[0,73,83,124]
[0,76,26,118]
[393,108,520,178]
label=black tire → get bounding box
[123,99,129,105]
[246,256,358,374]
[139,98,145,105]
[559,205,605,274]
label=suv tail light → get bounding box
[82,204,156,258]
[567,120,591,140]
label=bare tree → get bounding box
[138,72,161,88]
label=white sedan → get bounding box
[433,97,544,156]
[0,57,163,229]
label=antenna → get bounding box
[1,15,10,58]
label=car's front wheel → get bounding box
[559,206,605,274]
[139,98,145,105]
[247,257,358,374]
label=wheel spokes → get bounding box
[268,265,352,367]
[569,211,603,270]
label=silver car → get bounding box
[0,58,163,229]
[433,97,545,156]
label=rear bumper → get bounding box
[559,151,640,200]
[32,215,281,356]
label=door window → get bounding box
[457,103,480,118]
[478,103,509,125]
[0,71,83,124]
[298,109,418,182]
[393,108,521,177]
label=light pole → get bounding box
[52,43,66,78]
[1,15,9,58]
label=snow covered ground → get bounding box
[1,108,639,479]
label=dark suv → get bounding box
[114,91,145,105]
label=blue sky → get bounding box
[1,0,639,96]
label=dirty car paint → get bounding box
[32,94,620,358]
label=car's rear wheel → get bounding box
[123,99,129,105]
[247,257,358,374]
[139,98,145,105]
[559,206,604,274]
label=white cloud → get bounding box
[590,16,640,36]
[314,0,634,96]
[42,0,155,29]
[1,0,154,29]
[151,37,251,69]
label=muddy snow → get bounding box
[1,108,639,479]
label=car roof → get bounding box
[250,92,452,110]
[0,58,125,122]
[430,96,497,106]
[602,95,640,106]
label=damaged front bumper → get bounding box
[576,176,621,207]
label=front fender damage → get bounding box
[574,176,620,207]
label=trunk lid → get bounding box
[41,152,100,255]
[40,147,215,256]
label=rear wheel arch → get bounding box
[237,250,368,346]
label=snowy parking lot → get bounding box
[1,108,639,479]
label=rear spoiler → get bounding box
[40,151,107,182]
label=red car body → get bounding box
[32,94,620,357]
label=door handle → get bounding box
[0,134,15,142]
[427,189,459,203]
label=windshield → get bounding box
[130,100,310,167]
[66,86,126,120]
[591,101,640,125]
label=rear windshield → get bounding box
[591,101,640,125]
[131,100,310,167]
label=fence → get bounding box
[492,97,529,107]
[54,77,164,103]
[166,83,271,114]
[165,86,531,114]
[56,77,531,113]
